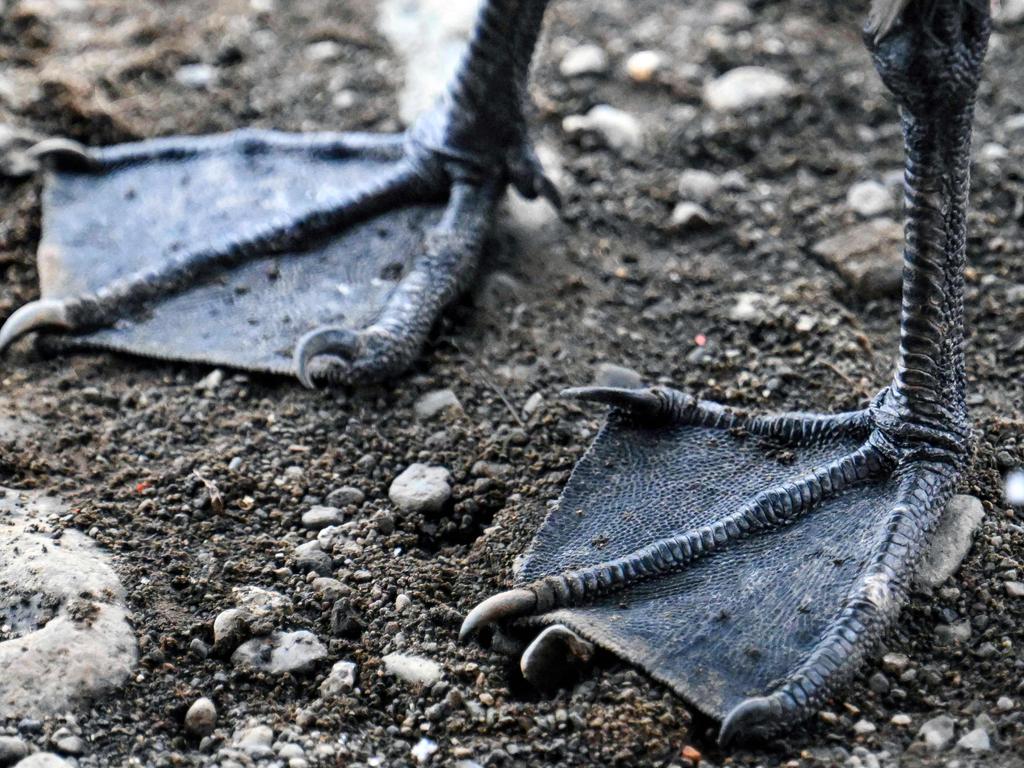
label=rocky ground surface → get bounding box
[2,0,1024,766]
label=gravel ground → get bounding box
[1,0,1023,766]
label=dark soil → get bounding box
[1,0,1023,766]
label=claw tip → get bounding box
[719,695,779,748]
[0,299,71,354]
[459,588,537,641]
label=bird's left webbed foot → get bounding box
[461,385,965,745]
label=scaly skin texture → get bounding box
[461,0,991,747]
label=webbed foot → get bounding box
[462,0,990,746]
[0,0,558,386]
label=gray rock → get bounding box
[0,736,28,765]
[232,631,327,674]
[917,715,956,751]
[184,697,217,736]
[382,653,442,686]
[389,464,452,514]
[12,756,71,768]
[559,44,608,77]
[319,660,358,697]
[293,541,332,575]
[847,180,893,217]
[414,389,462,419]
[1006,580,1024,598]
[0,488,137,720]
[523,392,544,416]
[592,363,643,389]
[703,66,792,112]
[915,495,985,589]
[326,486,365,507]
[563,105,643,153]
[301,505,343,530]
[997,696,1015,711]
[882,652,910,674]
[677,169,722,203]
[812,218,904,298]
[50,729,83,756]
[956,728,990,752]
[520,625,595,691]
[213,608,250,652]
[305,40,342,62]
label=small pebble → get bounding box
[853,719,876,736]
[563,105,644,153]
[847,180,893,217]
[997,696,1015,711]
[1005,580,1024,598]
[625,50,665,82]
[184,697,217,737]
[175,63,215,89]
[669,201,713,230]
[382,653,442,686]
[301,505,343,530]
[389,464,452,514]
[559,44,608,77]
[232,631,328,674]
[11,755,72,767]
[703,66,792,112]
[917,715,956,751]
[956,728,991,752]
[326,486,365,507]
[319,660,358,698]
[414,389,461,420]
[592,362,643,389]
[677,169,722,203]
[0,736,28,765]
[410,737,438,764]
[891,714,912,726]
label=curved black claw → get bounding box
[459,588,537,640]
[718,697,779,747]
[294,327,363,389]
[561,386,668,415]
[0,299,71,354]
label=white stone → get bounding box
[0,488,137,719]
[625,50,665,83]
[559,44,609,77]
[523,392,544,416]
[414,389,462,419]
[957,728,991,752]
[175,63,215,89]
[305,41,342,61]
[852,719,876,736]
[232,631,327,674]
[593,363,643,389]
[563,105,644,153]
[301,505,343,530]
[891,714,912,726]
[234,724,274,756]
[389,464,452,514]
[997,696,1015,711]
[847,180,893,217]
[669,201,713,230]
[382,653,442,686]
[12,755,72,768]
[917,715,956,751]
[1006,581,1024,598]
[915,495,985,589]
[184,697,217,736]
[703,66,792,112]
[1006,469,1024,505]
[319,660,358,697]
[996,0,1024,25]
[677,169,722,203]
[411,737,438,764]
[213,608,249,651]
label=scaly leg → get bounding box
[0,0,556,385]
[461,0,989,746]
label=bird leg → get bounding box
[0,0,556,385]
[461,0,989,746]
